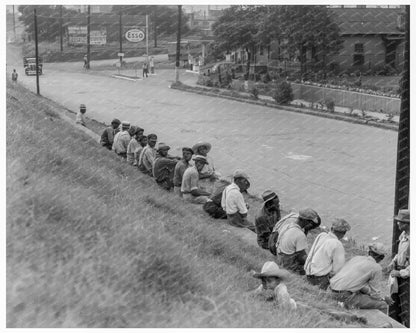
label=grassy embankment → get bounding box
[7,81,387,328]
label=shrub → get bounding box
[250,87,259,100]
[272,81,294,104]
[324,99,335,112]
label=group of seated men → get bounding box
[99,118,410,326]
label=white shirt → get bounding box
[330,256,382,298]
[304,232,345,277]
[221,183,247,215]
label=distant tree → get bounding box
[270,5,343,75]
[18,5,78,42]
[212,6,263,79]
[213,5,343,77]
[111,5,189,47]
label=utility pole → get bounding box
[391,5,410,255]
[13,5,16,41]
[146,14,149,63]
[153,7,157,48]
[59,5,63,52]
[175,5,182,83]
[34,8,40,95]
[119,10,123,66]
[86,5,91,69]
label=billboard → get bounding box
[68,26,107,45]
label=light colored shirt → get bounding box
[277,222,307,255]
[330,256,382,298]
[221,183,247,215]
[126,138,140,165]
[75,112,86,126]
[173,159,190,187]
[304,232,345,277]
[392,231,410,278]
[181,166,200,193]
[112,130,131,154]
[135,146,145,166]
[253,283,297,310]
[190,155,215,177]
[138,145,157,173]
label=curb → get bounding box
[171,84,399,132]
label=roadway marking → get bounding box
[285,152,312,161]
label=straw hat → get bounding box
[192,142,212,154]
[253,261,290,280]
[395,209,410,223]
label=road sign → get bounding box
[125,29,145,43]
[117,52,124,57]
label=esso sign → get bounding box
[125,29,145,42]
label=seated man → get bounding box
[251,261,297,310]
[221,169,256,232]
[202,179,231,219]
[274,208,321,275]
[304,218,351,290]
[138,134,157,175]
[112,121,131,159]
[329,242,394,312]
[255,190,281,249]
[100,118,120,150]
[152,143,180,191]
[181,155,211,204]
[173,147,194,196]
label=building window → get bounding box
[354,43,364,53]
[353,54,364,66]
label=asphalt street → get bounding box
[7,45,398,246]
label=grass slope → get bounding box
[6,81,385,328]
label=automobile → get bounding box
[23,56,43,75]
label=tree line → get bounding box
[212,5,343,77]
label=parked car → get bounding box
[23,56,43,75]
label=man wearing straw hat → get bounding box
[251,261,297,309]
[387,209,410,327]
[329,242,394,312]
[255,190,281,249]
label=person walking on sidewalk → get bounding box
[11,69,18,84]
[304,218,350,290]
[149,56,155,74]
[142,61,149,78]
[388,209,410,327]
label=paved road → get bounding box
[7,44,398,246]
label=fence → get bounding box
[291,83,401,115]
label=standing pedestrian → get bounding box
[83,54,88,70]
[304,218,350,290]
[142,62,148,78]
[149,56,155,74]
[388,209,410,327]
[11,69,18,84]
[75,104,87,127]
